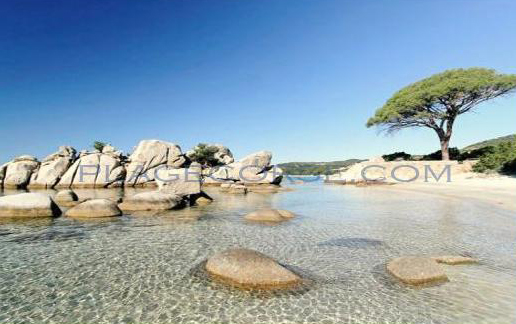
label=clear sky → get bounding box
[1,0,515,163]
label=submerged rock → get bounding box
[387,257,448,285]
[0,193,61,217]
[219,183,232,191]
[65,199,122,218]
[118,191,182,211]
[205,248,302,289]
[244,209,295,223]
[229,184,247,194]
[432,255,479,265]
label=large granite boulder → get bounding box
[155,163,202,196]
[186,143,234,165]
[387,257,448,285]
[205,248,302,289]
[206,151,283,185]
[56,151,125,188]
[65,199,122,218]
[244,209,295,223]
[2,155,40,189]
[0,193,61,217]
[118,191,182,211]
[29,146,76,189]
[125,140,185,187]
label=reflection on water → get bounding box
[0,182,515,323]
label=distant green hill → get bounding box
[278,159,364,175]
[462,134,516,151]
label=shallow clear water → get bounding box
[1,182,515,323]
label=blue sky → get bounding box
[1,0,515,163]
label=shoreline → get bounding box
[371,175,516,212]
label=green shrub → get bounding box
[502,158,516,174]
[93,141,108,152]
[458,146,495,161]
[188,143,222,167]
[382,151,412,161]
[473,138,516,174]
[422,147,460,160]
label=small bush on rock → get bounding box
[188,143,223,167]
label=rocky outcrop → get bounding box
[387,257,448,285]
[327,160,475,184]
[206,151,283,185]
[244,209,295,222]
[65,199,122,218]
[118,191,183,211]
[124,140,185,187]
[155,163,202,196]
[0,193,61,217]
[205,248,302,289]
[2,155,40,188]
[0,140,282,193]
[186,143,234,165]
[29,146,76,188]
[56,149,125,188]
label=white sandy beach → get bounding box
[382,174,516,212]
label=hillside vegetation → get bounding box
[278,159,364,175]
[462,134,516,151]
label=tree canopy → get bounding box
[366,68,516,160]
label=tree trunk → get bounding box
[440,138,450,161]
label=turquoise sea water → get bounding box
[0,182,515,323]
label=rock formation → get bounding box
[0,193,61,217]
[124,140,186,187]
[2,155,39,188]
[432,255,479,265]
[244,209,295,223]
[205,151,283,185]
[29,146,76,188]
[205,248,302,289]
[65,199,122,218]
[327,160,475,184]
[386,256,448,285]
[118,191,183,211]
[56,149,125,188]
[0,139,282,192]
[155,162,202,196]
[54,189,80,207]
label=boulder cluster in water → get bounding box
[0,139,284,192]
